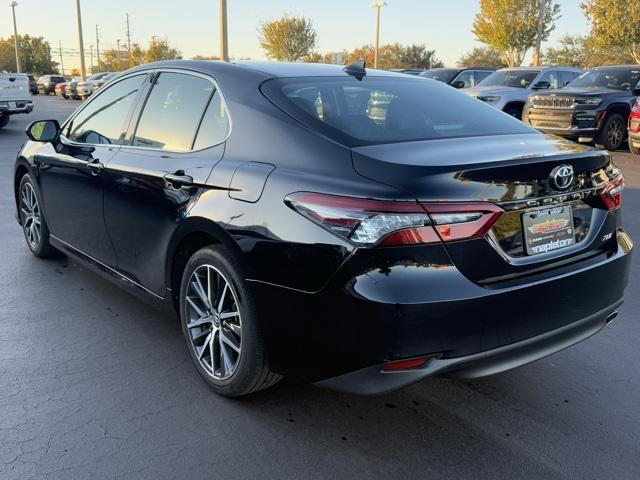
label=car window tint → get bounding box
[474,71,492,84]
[133,72,214,151]
[538,70,559,89]
[558,71,575,87]
[264,76,534,147]
[66,74,146,145]
[452,70,475,88]
[193,89,230,149]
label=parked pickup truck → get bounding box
[0,73,34,129]
[523,65,640,151]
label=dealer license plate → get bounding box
[522,205,575,256]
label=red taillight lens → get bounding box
[285,192,503,247]
[600,175,624,210]
[382,357,429,372]
[422,203,503,242]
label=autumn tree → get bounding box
[146,39,181,62]
[544,34,635,67]
[582,0,640,63]
[258,15,317,62]
[0,35,57,74]
[457,47,507,68]
[473,0,561,67]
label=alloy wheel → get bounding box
[185,264,242,380]
[20,183,41,249]
[607,118,624,148]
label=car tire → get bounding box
[630,137,640,155]
[18,174,58,258]
[504,106,523,120]
[0,114,9,129]
[595,113,626,151]
[179,245,281,397]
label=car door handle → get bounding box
[164,172,194,188]
[87,159,104,175]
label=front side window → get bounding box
[478,70,540,89]
[537,71,560,89]
[569,68,640,91]
[419,69,459,84]
[263,76,535,147]
[66,74,146,145]
[132,72,215,151]
[452,70,475,88]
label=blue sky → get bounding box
[2,0,591,72]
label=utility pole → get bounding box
[219,0,228,61]
[89,45,94,74]
[125,13,132,54]
[75,0,87,79]
[532,0,546,67]
[370,1,386,69]
[9,1,21,73]
[116,39,121,70]
[95,24,101,71]
[58,40,64,75]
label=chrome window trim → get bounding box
[60,67,232,154]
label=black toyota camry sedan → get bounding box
[13,61,633,396]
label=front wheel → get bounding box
[179,245,281,397]
[596,113,626,151]
[18,174,58,257]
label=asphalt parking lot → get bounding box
[1,95,639,480]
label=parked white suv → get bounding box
[463,66,583,119]
[0,73,33,129]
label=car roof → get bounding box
[590,65,640,70]
[127,59,407,79]
[496,66,582,72]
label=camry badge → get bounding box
[550,164,574,190]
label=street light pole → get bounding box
[89,45,94,74]
[219,0,228,61]
[75,0,87,79]
[370,1,386,69]
[116,39,121,70]
[9,1,21,73]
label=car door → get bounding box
[35,73,149,266]
[102,70,230,296]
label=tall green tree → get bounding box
[145,39,181,62]
[582,0,640,63]
[473,0,561,67]
[0,35,57,75]
[379,43,443,69]
[457,47,507,68]
[258,15,317,62]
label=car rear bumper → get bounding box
[252,229,633,392]
[0,100,33,115]
[316,304,620,395]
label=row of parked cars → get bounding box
[32,72,118,100]
[420,65,640,153]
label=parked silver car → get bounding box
[76,72,112,100]
[463,66,583,119]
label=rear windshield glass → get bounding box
[478,70,539,88]
[262,76,534,147]
[569,68,640,91]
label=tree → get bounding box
[69,68,81,77]
[0,35,57,75]
[379,43,443,70]
[473,0,561,67]
[145,39,181,62]
[582,0,640,63]
[457,46,507,68]
[544,34,635,67]
[258,15,317,62]
[192,55,220,61]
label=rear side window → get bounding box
[132,72,214,151]
[66,74,147,145]
[193,89,230,150]
[262,76,534,147]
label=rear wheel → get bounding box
[504,105,523,120]
[596,113,626,151]
[18,174,57,258]
[629,136,640,155]
[179,245,281,397]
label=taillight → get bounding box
[600,175,624,210]
[285,192,503,247]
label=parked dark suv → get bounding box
[37,75,67,95]
[523,65,640,150]
[13,61,632,397]
[420,67,495,88]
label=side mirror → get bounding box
[450,80,466,89]
[26,119,60,143]
[532,81,551,90]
